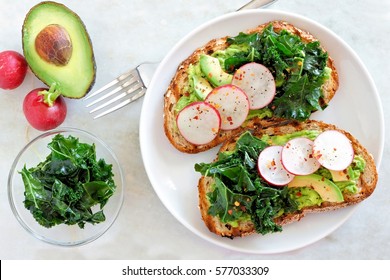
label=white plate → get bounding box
[139,10,384,254]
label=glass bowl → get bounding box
[8,127,124,247]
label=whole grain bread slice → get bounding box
[198,120,378,238]
[164,21,339,153]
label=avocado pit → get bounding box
[35,24,72,66]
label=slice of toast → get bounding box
[197,120,378,238]
[164,21,339,153]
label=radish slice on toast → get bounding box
[258,145,295,186]
[205,84,249,130]
[281,137,321,175]
[176,101,221,145]
[232,62,276,109]
[313,130,354,171]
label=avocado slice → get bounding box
[329,169,350,182]
[192,75,213,99]
[288,174,344,203]
[22,1,96,98]
[199,54,232,87]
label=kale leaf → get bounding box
[195,131,298,235]
[20,134,116,229]
[224,24,330,120]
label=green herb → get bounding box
[195,131,298,235]
[20,134,116,229]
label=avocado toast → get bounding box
[195,120,378,238]
[164,20,339,153]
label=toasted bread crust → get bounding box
[164,21,339,153]
[198,120,378,238]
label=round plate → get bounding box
[139,10,384,254]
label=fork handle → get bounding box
[238,0,278,11]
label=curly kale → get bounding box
[20,134,116,229]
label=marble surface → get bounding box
[0,0,389,259]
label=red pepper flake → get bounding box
[314,152,322,159]
[228,209,233,215]
[227,116,234,125]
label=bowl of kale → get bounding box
[8,128,124,246]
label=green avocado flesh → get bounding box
[22,1,96,98]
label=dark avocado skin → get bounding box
[22,1,96,99]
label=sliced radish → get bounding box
[313,130,354,171]
[258,146,295,186]
[176,101,221,145]
[205,84,249,130]
[232,62,276,109]
[281,137,321,175]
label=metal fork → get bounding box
[85,62,158,118]
[85,0,278,119]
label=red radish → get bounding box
[176,101,221,145]
[258,145,295,186]
[0,50,28,90]
[232,62,276,109]
[313,130,354,171]
[205,84,249,130]
[23,87,67,131]
[281,137,321,175]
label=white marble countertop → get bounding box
[1,0,389,259]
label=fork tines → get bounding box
[85,68,146,119]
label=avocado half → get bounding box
[22,1,96,98]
